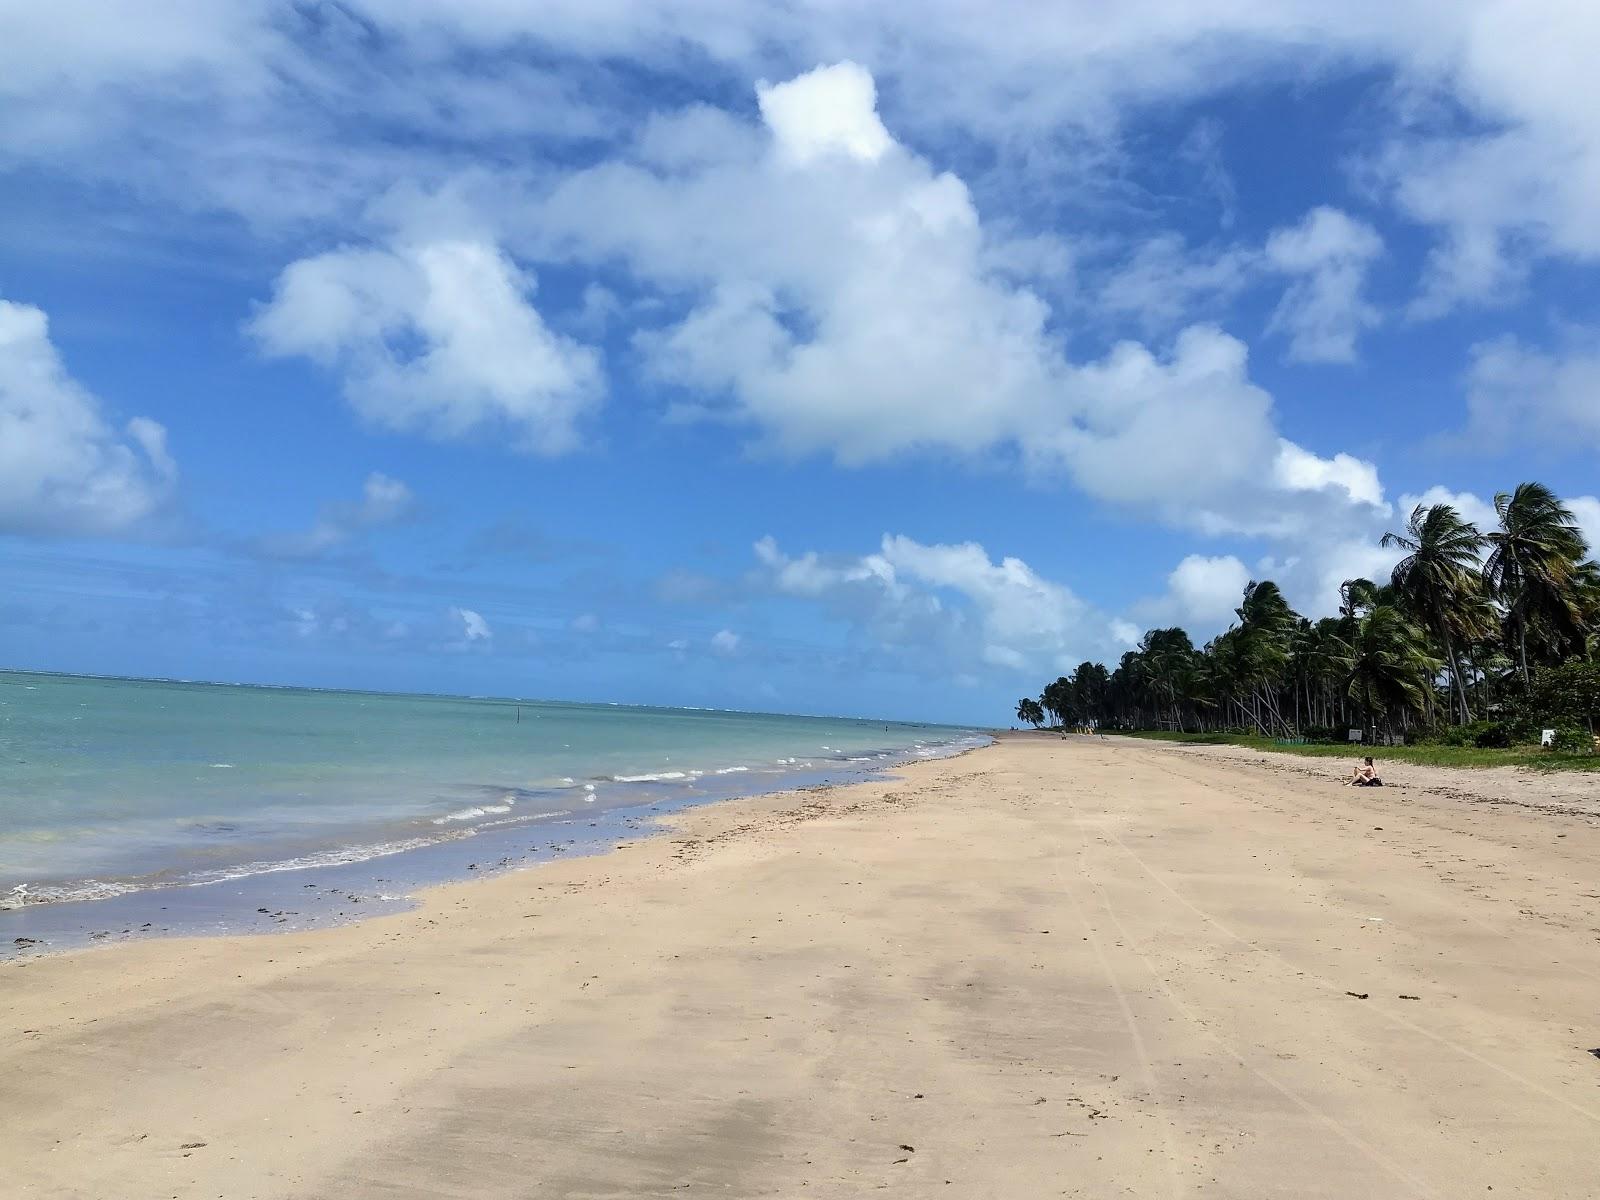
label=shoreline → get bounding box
[1,740,991,960]
[5,734,1596,1197]
[1,669,987,931]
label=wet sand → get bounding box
[3,734,1597,1198]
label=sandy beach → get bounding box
[3,734,1597,1199]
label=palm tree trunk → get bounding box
[1440,625,1472,724]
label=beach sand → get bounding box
[3,734,1597,1198]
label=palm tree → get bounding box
[1069,661,1109,724]
[1039,676,1074,728]
[1335,605,1443,741]
[1382,502,1486,722]
[1140,627,1196,730]
[1484,483,1589,685]
[1015,698,1045,728]
[1234,581,1298,734]
[1339,577,1381,619]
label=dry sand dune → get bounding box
[3,734,1598,1198]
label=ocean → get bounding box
[0,670,985,913]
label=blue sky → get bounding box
[3,3,1599,725]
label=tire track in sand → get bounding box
[1061,791,1445,1198]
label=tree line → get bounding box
[1016,483,1600,749]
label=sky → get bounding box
[3,2,1599,726]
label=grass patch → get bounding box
[1118,729,1599,771]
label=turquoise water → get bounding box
[0,671,984,906]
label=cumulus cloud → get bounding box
[710,628,741,655]
[1151,554,1252,630]
[1264,207,1383,363]
[450,606,492,643]
[1395,485,1499,534]
[756,62,892,167]
[754,533,1123,674]
[249,239,603,454]
[1380,4,1600,314]
[255,472,413,558]
[1462,334,1600,451]
[1569,496,1600,556]
[9,2,1600,315]
[1272,441,1384,510]
[531,63,1380,540]
[0,299,175,536]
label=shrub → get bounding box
[1471,720,1514,749]
[1529,662,1600,729]
[1547,727,1595,755]
[1301,725,1344,744]
[1437,719,1513,748]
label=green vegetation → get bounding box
[1017,482,1599,770]
[1014,697,1045,728]
[1120,729,1599,771]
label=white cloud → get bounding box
[1161,554,1252,628]
[1462,334,1600,451]
[710,628,741,655]
[1264,207,1382,363]
[1380,4,1600,314]
[571,612,600,633]
[1395,485,1499,533]
[451,606,492,642]
[756,61,892,167]
[0,299,175,536]
[1569,496,1600,557]
[257,471,413,557]
[534,65,1379,541]
[1097,234,1254,333]
[1255,537,1407,622]
[250,239,603,454]
[1272,440,1385,510]
[8,2,1600,314]
[755,533,1122,674]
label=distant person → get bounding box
[1346,757,1382,787]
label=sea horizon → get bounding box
[0,665,958,729]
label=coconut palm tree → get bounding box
[1335,605,1444,741]
[1234,580,1298,734]
[1015,697,1045,728]
[1382,502,1487,722]
[1138,627,1196,730]
[1484,483,1589,685]
[1039,677,1073,728]
[1069,661,1110,724]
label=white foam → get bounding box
[432,803,513,825]
[715,766,749,775]
[210,763,234,769]
[476,809,569,830]
[613,771,687,783]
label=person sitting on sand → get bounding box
[1346,757,1382,787]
